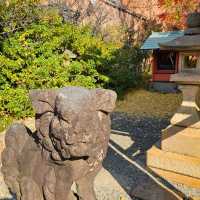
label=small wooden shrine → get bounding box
[141,31,183,83]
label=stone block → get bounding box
[162,125,200,158]
[191,197,200,200]
[110,132,134,151]
[170,85,200,128]
[170,108,200,129]
[147,146,200,181]
[150,82,178,93]
[170,73,200,85]
[149,167,200,189]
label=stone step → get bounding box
[170,106,200,129]
[149,167,200,190]
[162,125,200,158]
[169,84,200,129]
[147,146,200,188]
[192,197,200,200]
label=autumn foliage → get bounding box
[158,0,200,30]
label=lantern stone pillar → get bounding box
[147,72,200,189]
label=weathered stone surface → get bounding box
[170,107,200,129]
[192,197,200,200]
[0,131,132,200]
[162,125,200,158]
[170,85,200,128]
[1,86,117,200]
[187,12,200,28]
[110,132,134,151]
[147,69,200,192]
[170,74,200,86]
[149,167,200,190]
[147,146,200,184]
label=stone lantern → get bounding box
[147,12,200,189]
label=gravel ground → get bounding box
[111,112,170,153]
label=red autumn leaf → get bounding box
[158,0,200,30]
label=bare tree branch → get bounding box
[99,0,149,22]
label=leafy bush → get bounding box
[0,0,40,36]
[0,88,33,118]
[0,88,33,132]
[102,46,149,94]
[0,19,115,120]
[0,21,114,89]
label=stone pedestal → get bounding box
[147,73,200,189]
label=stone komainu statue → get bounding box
[1,87,117,200]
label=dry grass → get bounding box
[115,89,182,118]
[0,117,35,134]
[0,89,182,133]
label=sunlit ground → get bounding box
[115,89,182,118]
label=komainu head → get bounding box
[30,86,117,163]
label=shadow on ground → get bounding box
[102,112,187,200]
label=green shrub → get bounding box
[103,46,148,94]
[0,116,13,133]
[0,0,40,36]
[0,21,114,89]
[0,88,33,118]
[0,20,116,122]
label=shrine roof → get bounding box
[140,31,184,50]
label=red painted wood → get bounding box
[152,50,179,82]
[175,52,179,73]
[156,70,176,74]
[153,73,172,82]
[152,51,157,82]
